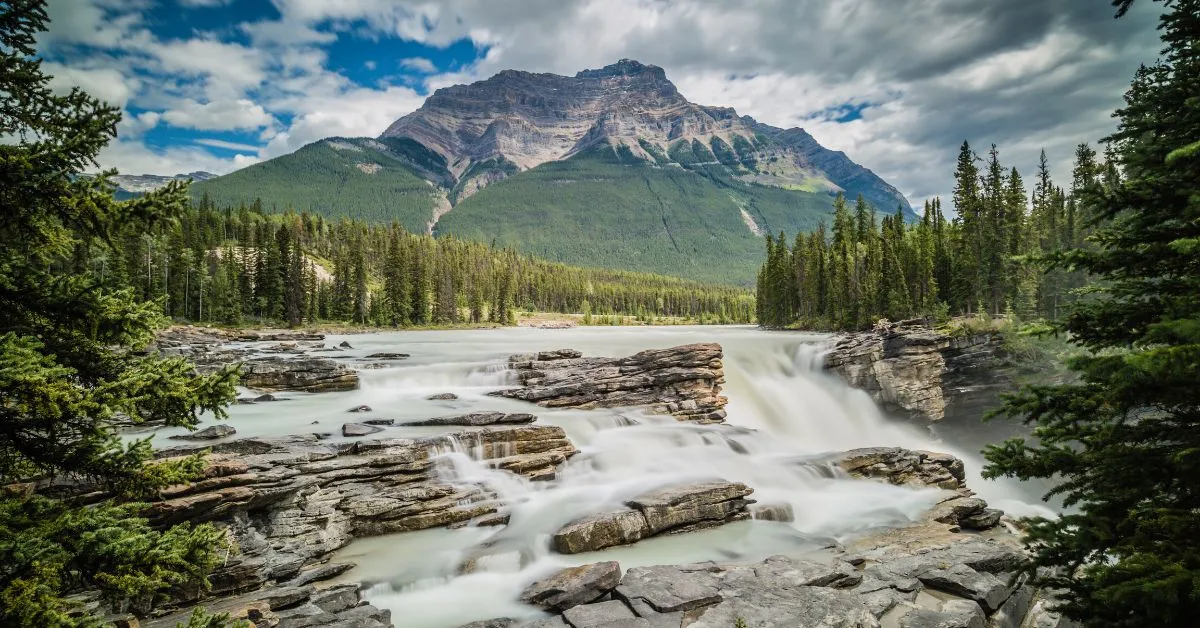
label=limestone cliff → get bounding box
[824,321,1010,422]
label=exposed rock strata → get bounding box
[241,356,359,392]
[379,59,910,214]
[493,344,728,423]
[148,425,578,597]
[824,320,1005,422]
[551,481,753,554]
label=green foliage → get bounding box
[0,2,238,622]
[176,607,249,628]
[0,497,229,624]
[439,147,833,285]
[191,137,443,232]
[757,128,1112,330]
[983,2,1200,625]
[98,204,756,327]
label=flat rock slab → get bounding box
[917,565,1010,613]
[342,422,385,437]
[406,412,537,427]
[562,600,637,628]
[552,481,753,554]
[899,600,986,628]
[520,561,623,612]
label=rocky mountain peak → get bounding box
[575,58,669,82]
[378,60,912,215]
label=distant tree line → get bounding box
[87,197,755,327]
[756,141,1118,329]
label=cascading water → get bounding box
[141,327,1046,625]
[248,327,1054,628]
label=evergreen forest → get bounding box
[108,195,756,328]
[755,142,1117,330]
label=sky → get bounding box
[39,0,1164,206]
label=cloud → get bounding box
[180,0,233,6]
[117,111,161,137]
[163,99,275,131]
[399,57,437,73]
[47,0,1162,205]
[264,84,427,158]
[97,139,259,176]
[43,62,139,107]
[194,138,262,152]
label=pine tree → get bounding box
[984,2,1200,624]
[0,3,237,623]
[951,141,984,312]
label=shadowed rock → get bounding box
[520,561,622,613]
[168,424,236,441]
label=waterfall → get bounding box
[178,327,1053,627]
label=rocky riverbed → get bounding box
[103,326,1065,627]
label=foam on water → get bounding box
[152,326,1050,626]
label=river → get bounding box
[154,325,1051,627]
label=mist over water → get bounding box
[158,326,1050,627]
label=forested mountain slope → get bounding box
[195,59,912,285]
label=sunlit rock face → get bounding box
[380,59,911,215]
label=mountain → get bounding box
[112,171,215,199]
[194,60,911,284]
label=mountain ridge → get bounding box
[192,59,914,284]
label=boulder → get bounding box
[561,600,638,627]
[339,341,353,348]
[552,509,650,554]
[348,404,373,413]
[493,344,728,423]
[898,600,986,628]
[552,482,753,554]
[365,352,410,359]
[917,564,1011,613]
[835,447,966,490]
[342,422,384,437]
[427,392,460,400]
[625,481,754,534]
[140,581,387,628]
[520,562,622,613]
[168,424,236,441]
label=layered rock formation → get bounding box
[492,344,728,423]
[148,424,578,597]
[240,356,358,392]
[551,481,754,554]
[154,326,363,393]
[824,320,1006,422]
